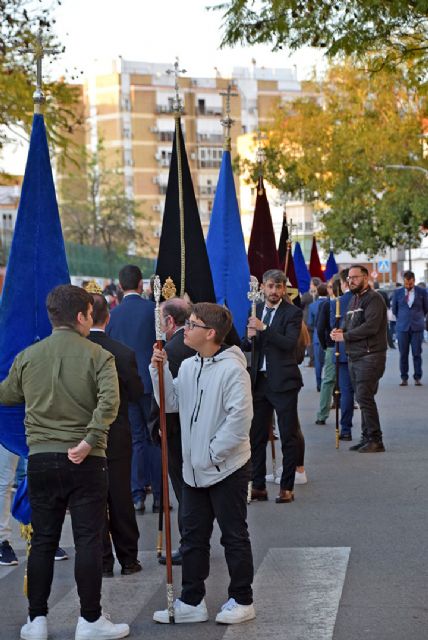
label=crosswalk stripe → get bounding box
[223,547,350,640]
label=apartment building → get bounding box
[79,58,300,253]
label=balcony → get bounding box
[199,186,216,196]
[196,106,222,116]
[198,160,222,169]
[197,134,223,144]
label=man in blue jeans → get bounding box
[0,285,128,640]
[392,270,428,386]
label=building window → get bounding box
[198,99,205,115]
[198,147,222,168]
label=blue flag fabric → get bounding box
[325,250,339,280]
[206,151,250,337]
[293,242,311,293]
[0,114,70,521]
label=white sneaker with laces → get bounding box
[266,466,283,483]
[215,598,256,624]
[20,616,48,640]
[75,614,129,639]
[153,598,208,623]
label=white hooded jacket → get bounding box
[149,345,252,488]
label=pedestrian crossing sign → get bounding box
[377,260,390,273]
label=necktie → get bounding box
[258,307,274,370]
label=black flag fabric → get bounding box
[156,118,216,303]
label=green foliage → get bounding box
[0,0,81,164]
[59,143,152,260]
[237,62,428,255]
[215,1,428,86]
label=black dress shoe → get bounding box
[158,550,182,566]
[415,379,422,386]
[339,434,352,441]
[315,419,326,425]
[102,567,114,578]
[399,380,408,386]
[349,441,367,451]
[251,488,268,501]
[121,560,142,575]
[358,441,385,453]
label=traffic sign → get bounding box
[377,259,390,273]
[371,271,378,279]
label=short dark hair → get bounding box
[162,298,191,326]
[92,294,109,325]
[192,303,232,345]
[403,270,415,280]
[119,265,142,291]
[311,277,322,287]
[262,269,287,284]
[46,285,93,329]
[339,268,349,283]
[349,265,369,276]
[317,283,328,296]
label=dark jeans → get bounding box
[128,394,161,503]
[397,330,424,381]
[339,362,354,436]
[348,354,386,443]
[314,343,325,389]
[167,429,184,540]
[103,455,139,570]
[27,453,108,621]
[251,374,300,491]
[181,461,253,607]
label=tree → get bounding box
[237,62,428,255]
[59,143,153,268]
[215,1,428,84]
[0,0,81,164]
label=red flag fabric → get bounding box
[309,237,325,282]
[248,177,279,282]
[278,213,299,288]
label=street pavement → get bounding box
[1,346,427,639]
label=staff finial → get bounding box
[20,28,59,114]
[220,83,238,151]
[166,57,186,114]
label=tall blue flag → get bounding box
[325,250,338,280]
[206,150,250,337]
[0,114,70,459]
[293,241,311,294]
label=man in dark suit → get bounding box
[244,269,303,504]
[106,265,160,513]
[148,297,195,566]
[88,292,143,577]
[392,270,428,386]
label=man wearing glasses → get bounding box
[331,265,387,453]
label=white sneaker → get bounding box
[215,598,256,624]
[153,598,208,623]
[294,470,308,485]
[20,616,48,640]
[267,466,283,483]
[75,614,129,639]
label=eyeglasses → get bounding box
[184,319,212,331]
[347,275,364,282]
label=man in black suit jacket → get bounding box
[148,297,195,565]
[88,293,144,577]
[106,265,160,513]
[244,269,303,504]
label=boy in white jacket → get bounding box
[150,303,255,625]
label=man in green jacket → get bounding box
[0,285,130,640]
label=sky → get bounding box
[2,0,325,173]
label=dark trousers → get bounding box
[339,362,354,435]
[348,354,386,443]
[251,374,300,491]
[180,461,253,607]
[314,343,325,389]
[167,429,184,539]
[397,330,424,381]
[27,453,108,622]
[102,456,139,570]
[128,394,161,503]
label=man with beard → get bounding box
[331,265,387,453]
[244,269,303,504]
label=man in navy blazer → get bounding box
[107,265,160,512]
[392,270,428,386]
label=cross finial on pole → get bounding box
[20,28,59,114]
[256,129,267,182]
[166,57,186,114]
[220,83,238,151]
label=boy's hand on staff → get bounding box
[151,345,168,367]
